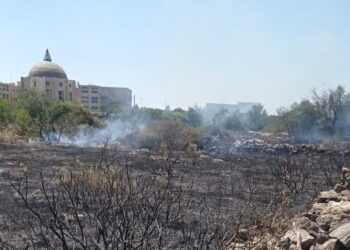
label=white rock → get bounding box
[329,222,350,247]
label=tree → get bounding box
[186,107,203,127]
[313,85,346,135]
[247,104,268,131]
[224,113,244,131]
[0,99,13,130]
[293,100,320,140]
[276,107,298,139]
[17,91,54,139]
[212,109,228,129]
[49,102,89,142]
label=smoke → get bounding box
[29,118,147,148]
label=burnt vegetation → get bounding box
[1,86,350,249]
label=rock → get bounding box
[329,222,350,247]
[342,168,350,187]
[283,229,315,249]
[313,238,342,250]
[303,213,319,222]
[316,215,332,231]
[212,158,224,163]
[340,190,350,200]
[277,237,291,250]
[229,242,246,250]
[292,217,320,233]
[334,184,346,193]
[314,201,350,231]
[318,190,342,203]
[316,232,330,244]
[236,229,249,242]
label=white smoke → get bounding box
[29,118,147,148]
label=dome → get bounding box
[28,49,67,79]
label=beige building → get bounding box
[0,82,20,102]
[78,85,132,113]
[0,49,132,113]
[20,50,78,102]
[78,85,101,111]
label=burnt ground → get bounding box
[0,141,348,248]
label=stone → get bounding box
[230,242,246,250]
[283,229,315,249]
[277,237,290,250]
[236,229,249,242]
[303,213,319,222]
[329,222,350,247]
[316,232,330,244]
[297,217,320,232]
[314,201,350,231]
[318,190,342,203]
[334,184,346,193]
[340,189,350,199]
[342,168,350,186]
[313,238,342,250]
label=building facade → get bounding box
[0,82,20,102]
[0,50,132,113]
[20,50,78,102]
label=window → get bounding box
[46,90,52,95]
[69,92,73,101]
[46,81,50,86]
[33,81,36,87]
[69,84,71,88]
[59,82,63,87]
[91,97,99,103]
[58,91,64,101]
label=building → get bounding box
[0,82,20,102]
[100,87,132,113]
[20,49,78,102]
[78,85,132,113]
[0,50,132,113]
[78,85,101,111]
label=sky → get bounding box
[0,0,350,113]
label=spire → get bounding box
[43,49,52,62]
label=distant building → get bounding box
[0,49,132,113]
[99,87,132,113]
[78,85,132,113]
[0,82,20,102]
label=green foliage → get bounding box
[10,90,100,139]
[274,85,350,141]
[186,107,203,127]
[0,99,14,130]
[262,115,284,133]
[224,114,244,131]
[17,90,52,138]
[139,120,199,151]
[14,106,36,136]
[247,104,268,131]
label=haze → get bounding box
[0,0,349,113]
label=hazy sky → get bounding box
[0,1,349,113]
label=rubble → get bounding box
[202,133,350,158]
[229,167,350,250]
